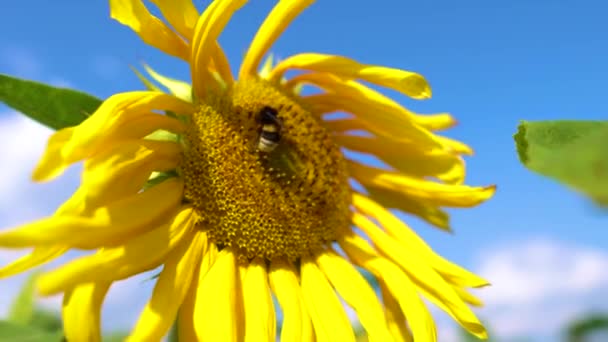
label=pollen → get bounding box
[181,78,352,262]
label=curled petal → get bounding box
[37,207,195,295]
[128,231,206,341]
[239,0,315,79]
[0,179,184,249]
[109,0,189,59]
[62,282,111,342]
[270,53,431,99]
[348,161,496,208]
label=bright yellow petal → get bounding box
[190,0,247,100]
[453,286,484,307]
[379,280,413,342]
[149,0,199,40]
[339,231,437,342]
[315,250,392,342]
[211,41,234,86]
[242,258,276,342]
[270,53,431,99]
[33,91,190,181]
[109,0,189,59]
[128,231,205,341]
[366,185,451,231]
[178,241,217,342]
[334,134,466,184]
[353,194,488,287]
[143,64,193,102]
[289,72,447,129]
[194,248,240,341]
[305,94,443,150]
[301,255,355,342]
[239,0,315,79]
[57,140,181,216]
[0,179,184,249]
[0,246,66,278]
[353,213,487,339]
[437,135,474,155]
[348,161,496,208]
[62,282,110,342]
[269,259,313,342]
[37,207,194,295]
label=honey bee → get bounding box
[257,106,283,152]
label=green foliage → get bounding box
[566,313,608,342]
[0,273,63,341]
[7,272,39,325]
[0,321,63,342]
[514,120,608,207]
[0,74,101,130]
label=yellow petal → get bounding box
[191,0,247,99]
[0,246,66,278]
[62,282,110,342]
[33,91,190,181]
[339,231,437,342]
[37,207,194,295]
[149,0,199,40]
[258,54,275,79]
[305,94,443,150]
[413,113,457,132]
[437,135,474,155]
[453,286,484,307]
[334,134,466,184]
[270,53,431,99]
[353,194,488,287]
[366,186,451,230]
[348,161,496,208]
[269,259,313,342]
[379,280,413,342]
[178,241,217,342]
[242,258,276,342]
[315,250,392,342]
[143,64,193,102]
[352,213,487,339]
[301,255,355,342]
[109,0,189,59]
[57,140,181,216]
[128,231,206,341]
[239,0,315,79]
[289,72,447,129]
[194,248,240,341]
[0,179,184,249]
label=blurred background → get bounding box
[1,0,607,341]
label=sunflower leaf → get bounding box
[514,120,608,207]
[0,73,102,130]
[7,272,40,325]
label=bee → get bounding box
[257,106,283,152]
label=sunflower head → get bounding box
[182,77,351,261]
[0,1,495,341]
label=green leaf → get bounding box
[565,313,608,342]
[8,272,40,325]
[0,321,63,342]
[0,73,102,130]
[514,120,608,207]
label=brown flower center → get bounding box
[181,78,351,262]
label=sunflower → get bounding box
[0,0,495,341]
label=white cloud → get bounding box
[0,111,80,226]
[474,239,608,340]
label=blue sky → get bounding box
[1,1,607,340]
